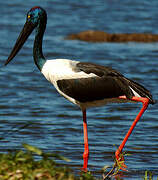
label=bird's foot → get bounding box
[102,150,128,179]
[81,159,88,172]
[80,167,88,172]
[115,150,128,171]
[81,153,89,172]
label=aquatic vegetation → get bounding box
[143,171,156,180]
[0,144,95,180]
[0,144,156,179]
[102,151,129,179]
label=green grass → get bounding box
[0,144,156,180]
[0,144,95,180]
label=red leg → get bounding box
[115,96,149,170]
[82,109,89,172]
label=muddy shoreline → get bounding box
[66,30,158,42]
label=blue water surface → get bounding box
[0,0,158,179]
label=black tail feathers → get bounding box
[126,78,155,105]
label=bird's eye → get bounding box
[27,14,32,19]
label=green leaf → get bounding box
[44,153,70,162]
[23,144,43,156]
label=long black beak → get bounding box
[4,21,35,66]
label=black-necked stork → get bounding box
[4,6,154,171]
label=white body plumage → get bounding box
[41,59,141,110]
[41,59,98,108]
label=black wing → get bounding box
[57,62,154,104]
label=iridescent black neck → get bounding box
[33,19,47,71]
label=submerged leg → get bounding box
[115,96,149,170]
[82,109,89,172]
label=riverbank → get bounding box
[66,30,158,43]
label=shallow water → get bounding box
[0,0,158,179]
